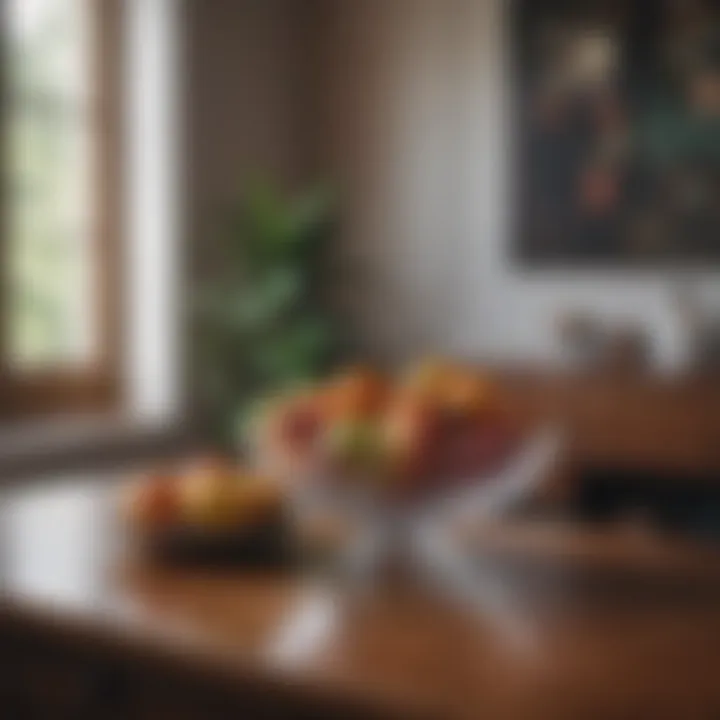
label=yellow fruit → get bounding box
[442,370,493,417]
[179,465,284,530]
[401,358,449,402]
[179,468,244,529]
[402,358,495,418]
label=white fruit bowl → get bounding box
[278,424,563,591]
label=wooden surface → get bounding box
[499,370,720,475]
[3,477,720,718]
[493,371,720,514]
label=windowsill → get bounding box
[0,414,193,483]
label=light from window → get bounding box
[6,0,95,369]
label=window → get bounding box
[3,0,121,417]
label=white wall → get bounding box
[446,0,720,372]
[318,0,720,371]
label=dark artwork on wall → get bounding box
[514,0,720,264]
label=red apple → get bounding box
[125,472,180,529]
[275,394,325,455]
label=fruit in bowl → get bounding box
[252,368,391,481]
[249,390,327,479]
[381,393,444,492]
[322,416,389,481]
[122,470,181,530]
[123,459,283,534]
[322,367,390,421]
[180,462,250,529]
[402,358,495,419]
[121,458,290,565]
[250,358,524,502]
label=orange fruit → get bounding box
[323,366,389,420]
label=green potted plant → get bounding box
[194,180,340,447]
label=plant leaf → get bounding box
[285,185,335,249]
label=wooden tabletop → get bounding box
[2,476,720,719]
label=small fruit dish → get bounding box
[120,459,290,567]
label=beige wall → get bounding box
[187,0,720,370]
[185,0,465,363]
[310,0,463,364]
[185,0,305,272]
[308,0,720,370]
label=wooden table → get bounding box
[2,476,720,719]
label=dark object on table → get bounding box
[605,325,652,375]
[557,312,608,370]
[131,514,294,569]
[577,465,720,541]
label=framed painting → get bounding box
[514,0,720,264]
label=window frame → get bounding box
[1,0,123,418]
